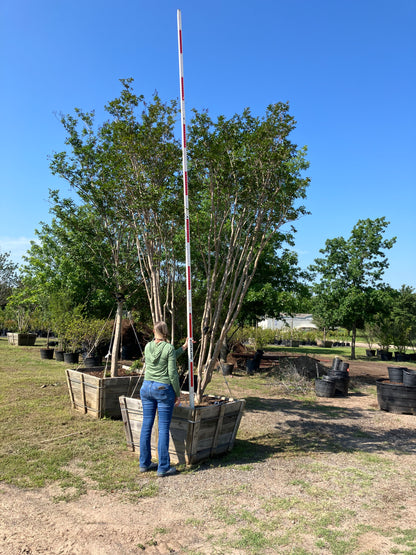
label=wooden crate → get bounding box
[65,368,143,419]
[7,332,37,346]
[119,393,245,465]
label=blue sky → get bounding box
[1,0,415,289]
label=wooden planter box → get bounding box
[7,332,37,346]
[317,340,333,348]
[65,368,143,419]
[119,393,245,465]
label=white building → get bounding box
[258,314,317,331]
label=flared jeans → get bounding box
[139,380,176,473]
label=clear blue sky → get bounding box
[1,0,415,289]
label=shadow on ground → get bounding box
[199,395,416,472]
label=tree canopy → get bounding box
[14,79,310,395]
[309,217,396,358]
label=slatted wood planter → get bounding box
[119,393,245,465]
[65,368,143,419]
[7,332,37,346]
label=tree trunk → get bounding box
[351,322,356,360]
[111,299,123,377]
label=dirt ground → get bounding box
[2,356,415,555]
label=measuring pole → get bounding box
[177,9,195,409]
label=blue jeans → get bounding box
[139,380,176,473]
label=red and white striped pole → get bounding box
[177,9,195,408]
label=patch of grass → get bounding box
[391,528,416,549]
[185,517,204,527]
[0,339,156,496]
[232,527,271,552]
[355,451,393,466]
[262,496,302,512]
[315,527,358,555]
[211,503,237,525]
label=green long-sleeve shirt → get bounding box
[143,340,184,398]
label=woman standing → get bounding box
[139,321,188,477]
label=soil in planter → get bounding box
[80,366,143,378]
[176,393,230,407]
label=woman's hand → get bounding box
[174,397,181,407]
[182,337,196,351]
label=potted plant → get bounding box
[61,308,86,364]
[29,304,55,360]
[6,306,37,346]
[81,318,113,367]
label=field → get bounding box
[1,337,416,554]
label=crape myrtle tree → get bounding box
[309,217,396,359]
[187,105,310,401]
[39,79,309,399]
[102,81,184,339]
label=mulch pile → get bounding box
[275,355,329,379]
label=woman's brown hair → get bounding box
[154,321,168,340]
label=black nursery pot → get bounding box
[221,363,234,376]
[55,350,65,362]
[403,369,416,387]
[63,352,79,364]
[315,377,336,397]
[84,356,102,367]
[40,348,54,360]
[387,366,405,383]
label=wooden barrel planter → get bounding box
[65,368,143,419]
[377,378,416,415]
[119,393,245,465]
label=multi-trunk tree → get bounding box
[187,105,310,400]
[22,80,310,396]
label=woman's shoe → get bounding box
[139,462,158,473]
[157,467,178,477]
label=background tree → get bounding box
[237,244,311,325]
[309,217,396,359]
[49,98,143,375]
[365,285,416,353]
[0,250,19,309]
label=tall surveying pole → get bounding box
[177,9,195,409]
